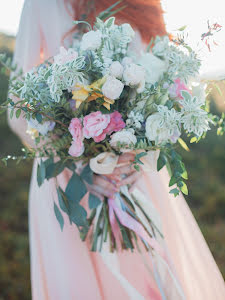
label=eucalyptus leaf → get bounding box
[65,172,87,203]
[54,202,64,231]
[70,202,87,226]
[45,161,65,180]
[57,187,69,214]
[89,193,101,209]
[81,164,93,184]
[37,160,46,187]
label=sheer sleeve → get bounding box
[7,0,73,148]
[7,0,43,148]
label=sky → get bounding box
[0,0,224,76]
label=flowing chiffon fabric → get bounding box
[8,0,225,299]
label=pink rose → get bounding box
[169,78,190,99]
[83,111,110,139]
[68,118,84,157]
[68,140,84,157]
[54,47,78,65]
[69,118,83,141]
[93,111,125,143]
[107,111,125,134]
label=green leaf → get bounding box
[70,202,87,226]
[57,187,69,214]
[134,164,140,171]
[170,188,180,197]
[177,25,187,31]
[10,109,14,119]
[36,113,43,123]
[181,90,192,101]
[45,161,65,180]
[16,109,21,118]
[89,193,101,209]
[104,17,115,28]
[169,176,177,187]
[81,164,93,185]
[157,152,167,171]
[135,152,147,161]
[190,136,197,143]
[181,182,188,195]
[65,172,87,203]
[37,160,46,187]
[54,202,64,231]
[35,137,40,145]
[181,169,188,180]
[178,138,190,152]
[169,188,180,197]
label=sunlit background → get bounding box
[0,1,224,299]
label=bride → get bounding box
[8,0,225,299]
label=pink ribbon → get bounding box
[108,202,123,251]
[108,197,167,261]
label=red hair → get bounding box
[65,0,166,43]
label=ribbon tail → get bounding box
[109,204,122,251]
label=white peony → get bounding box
[121,56,133,66]
[123,63,145,87]
[145,106,181,144]
[109,61,124,79]
[121,23,135,39]
[110,129,137,151]
[138,53,167,85]
[80,30,102,51]
[102,76,124,100]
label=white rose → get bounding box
[110,129,137,151]
[102,76,124,100]
[123,63,145,87]
[121,23,135,39]
[145,114,169,143]
[138,53,166,85]
[121,56,133,66]
[109,61,124,79]
[81,30,102,51]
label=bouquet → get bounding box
[1,3,224,253]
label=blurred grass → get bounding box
[0,33,224,299]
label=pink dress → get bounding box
[8,0,225,299]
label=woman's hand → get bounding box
[86,153,140,200]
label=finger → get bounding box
[104,174,121,182]
[93,175,119,194]
[113,164,135,176]
[85,181,111,200]
[91,184,116,198]
[117,172,140,187]
[118,152,135,164]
